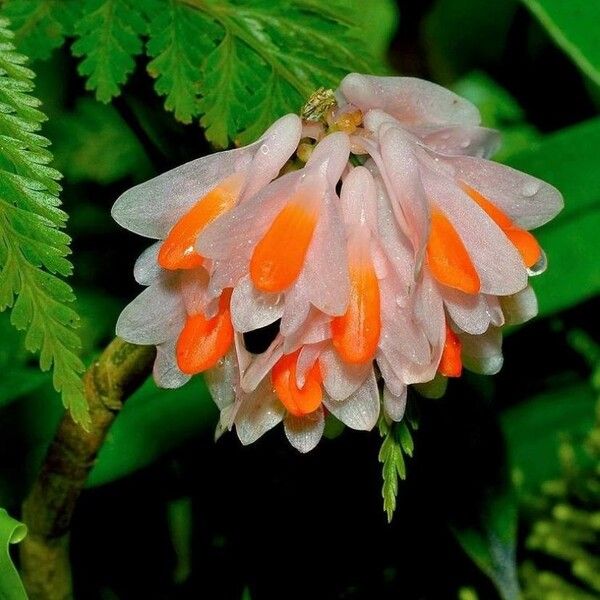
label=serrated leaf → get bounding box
[72,0,148,102]
[1,0,82,60]
[378,416,412,522]
[0,17,88,426]
[146,0,219,123]
[182,0,383,146]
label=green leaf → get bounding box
[188,0,381,146]
[0,508,27,600]
[501,382,596,491]
[522,0,600,87]
[72,0,148,102]
[424,0,518,83]
[0,18,88,426]
[378,417,413,522]
[452,491,520,600]
[146,0,219,123]
[504,118,600,316]
[47,97,152,184]
[346,0,398,63]
[1,0,81,60]
[88,376,216,487]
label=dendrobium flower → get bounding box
[112,73,563,453]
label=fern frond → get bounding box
[0,17,88,426]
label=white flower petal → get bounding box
[383,384,407,422]
[341,73,481,127]
[501,285,538,325]
[235,380,285,445]
[230,275,284,333]
[284,406,325,453]
[116,274,185,345]
[323,370,380,431]
[320,346,370,401]
[460,327,504,375]
[134,242,162,286]
[153,338,190,389]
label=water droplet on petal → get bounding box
[522,181,540,197]
[260,144,269,155]
[460,139,470,148]
[527,250,547,276]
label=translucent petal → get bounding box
[460,327,504,375]
[230,275,284,333]
[153,338,191,389]
[410,125,501,158]
[134,242,162,285]
[501,285,538,325]
[116,274,185,345]
[320,346,370,401]
[340,73,481,127]
[235,379,285,445]
[284,406,325,453]
[383,384,407,422]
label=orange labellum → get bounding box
[159,175,244,271]
[176,289,234,374]
[332,262,381,364]
[271,350,323,417]
[439,323,462,378]
[461,183,542,268]
[250,201,318,293]
[426,209,481,294]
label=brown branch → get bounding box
[19,337,156,600]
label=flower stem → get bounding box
[19,337,155,600]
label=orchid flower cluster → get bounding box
[112,74,563,453]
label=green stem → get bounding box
[19,338,155,600]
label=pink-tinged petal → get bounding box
[379,126,430,258]
[298,191,350,317]
[414,373,448,399]
[446,155,564,229]
[340,73,481,126]
[376,353,407,396]
[383,385,407,422]
[230,275,284,333]
[134,242,162,285]
[487,295,505,327]
[460,327,504,375]
[240,336,283,393]
[501,285,538,325]
[204,349,238,411]
[424,173,528,295]
[112,114,301,239]
[215,404,237,441]
[320,346,370,401]
[340,166,378,229]
[154,338,191,389]
[284,406,325,453]
[178,269,216,317]
[282,309,331,354]
[197,173,295,261]
[116,274,185,345]
[235,379,285,445]
[280,285,310,337]
[323,370,380,431]
[296,342,325,388]
[240,114,302,200]
[443,286,503,335]
[410,125,501,159]
[373,176,413,294]
[305,131,350,185]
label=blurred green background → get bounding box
[0,0,598,598]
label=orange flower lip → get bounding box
[332,261,381,364]
[250,198,319,293]
[461,183,541,268]
[426,208,481,294]
[176,289,234,374]
[159,174,244,271]
[439,323,462,377]
[271,349,323,416]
